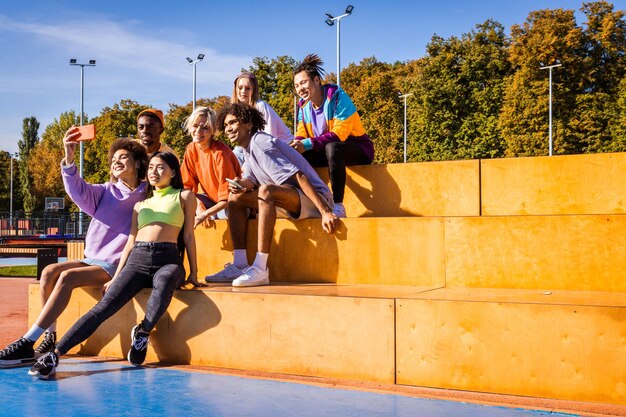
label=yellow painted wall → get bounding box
[444,215,626,291]
[316,160,480,217]
[482,153,626,215]
[30,285,396,383]
[194,217,446,286]
[396,292,626,404]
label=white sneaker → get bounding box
[332,202,346,218]
[205,263,246,283]
[232,266,270,287]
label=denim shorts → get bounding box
[80,258,118,278]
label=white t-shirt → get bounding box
[255,100,294,143]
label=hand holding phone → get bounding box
[226,178,244,190]
[75,124,96,141]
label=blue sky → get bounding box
[0,0,615,154]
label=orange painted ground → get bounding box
[0,277,623,417]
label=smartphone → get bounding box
[226,178,244,190]
[75,124,96,141]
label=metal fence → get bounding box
[0,211,89,238]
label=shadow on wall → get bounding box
[271,218,346,283]
[318,164,415,217]
[151,289,221,364]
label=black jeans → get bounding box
[56,242,185,356]
[303,141,372,203]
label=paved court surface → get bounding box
[0,358,580,417]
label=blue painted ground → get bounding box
[0,359,578,417]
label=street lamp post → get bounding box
[69,58,96,235]
[186,54,205,110]
[539,61,562,156]
[399,93,413,163]
[324,5,354,88]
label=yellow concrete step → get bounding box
[396,287,626,404]
[444,214,626,291]
[69,213,626,290]
[30,284,626,404]
[481,152,626,215]
[194,217,447,287]
[29,284,439,383]
[316,159,480,217]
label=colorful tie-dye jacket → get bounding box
[295,84,374,161]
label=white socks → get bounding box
[252,252,269,271]
[24,324,46,342]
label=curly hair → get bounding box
[107,138,148,182]
[217,102,266,135]
[183,106,217,138]
[231,72,259,106]
[293,54,326,80]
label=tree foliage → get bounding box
[5,1,626,212]
[18,117,39,212]
[28,112,78,211]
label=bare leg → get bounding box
[39,261,87,309]
[256,185,301,253]
[35,265,111,330]
[227,190,259,249]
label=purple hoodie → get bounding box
[62,163,147,264]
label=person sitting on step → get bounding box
[0,132,148,369]
[204,103,337,287]
[30,151,204,379]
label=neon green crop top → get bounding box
[137,186,184,230]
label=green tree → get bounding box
[0,152,20,212]
[341,57,404,163]
[87,100,146,184]
[28,112,78,211]
[246,56,298,131]
[410,20,512,161]
[18,117,40,212]
[500,8,584,156]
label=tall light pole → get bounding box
[399,93,413,163]
[69,58,96,234]
[324,5,354,88]
[540,61,562,156]
[186,54,205,110]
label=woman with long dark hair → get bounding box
[30,151,202,379]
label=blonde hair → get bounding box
[231,72,259,106]
[184,106,217,137]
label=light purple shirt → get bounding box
[242,132,332,201]
[310,100,328,138]
[62,163,147,264]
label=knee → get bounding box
[56,270,79,291]
[40,265,60,291]
[257,184,278,205]
[325,142,341,161]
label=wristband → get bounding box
[302,138,313,151]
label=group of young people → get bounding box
[0,54,373,379]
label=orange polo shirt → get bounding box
[181,140,241,203]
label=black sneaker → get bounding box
[28,351,58,379]
[127,324,150,366]
[34,332,56,358]
[0,337,35,368]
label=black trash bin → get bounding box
[36,249,58,280]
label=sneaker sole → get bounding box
[232,279,270,287]
[0,358,36,368]
[204,277,237,283]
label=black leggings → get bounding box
[56,242,184,356]
[303,141,371,203]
